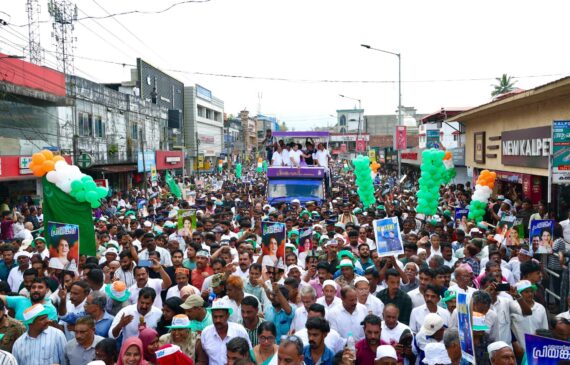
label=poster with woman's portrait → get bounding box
[47,221,79,271]
[530,220,555,254]
[298,228,313,252]
[261,222,286,268]
[177,209,197,237]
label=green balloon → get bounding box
[75,191,86,202]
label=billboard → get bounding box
[552,120,570,183]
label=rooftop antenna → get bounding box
[26,0,43,64]
[48,0,77,75]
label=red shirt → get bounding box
[191,266,214,289]
[355,338,390,364]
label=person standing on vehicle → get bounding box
[262,129,275,163]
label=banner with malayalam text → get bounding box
[47,221,79,271]
[525,334,570,365]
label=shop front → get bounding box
[155,150,184,174]
[455,77,570,213]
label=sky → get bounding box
[1,0,570,130]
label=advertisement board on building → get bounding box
[396,126,407,150]
[0,53,66,96]
[156,151,184,170]
[330,134,370,142]
[137,150,156,172]
[501,126,551,168]
[355,139,366,152]
[137,58,183,112]
[426,129,440,148]
[552,120,570,183]
[450,147,466,166]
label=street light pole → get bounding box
[361,44,402,179]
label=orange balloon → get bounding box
[42,159,55,172]
[444,151,452,160]
[53,155,65,162]
[41,150,54,160]
[32,153,46,165]
[32,165,45,177]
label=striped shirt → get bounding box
[0,350,16,365]
[12,326,67,365]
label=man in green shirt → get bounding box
[0,277,58,323]
[181,294,212,333]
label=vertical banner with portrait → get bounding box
[177,209,197,237]
[298,228,313,252]
[530,220,555,254]
[373,217,404,257]
[457,293,475,364]
[47,221,80,271]
[261,222,286,267]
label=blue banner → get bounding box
[455,208,469,221]
[530,219,555,254]
[373,217,403,257]
[457,293,475,364]
[525,334,570,365]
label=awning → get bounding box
[89,164,137,173]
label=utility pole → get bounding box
[140,128,148,200]
[196,132,200,176]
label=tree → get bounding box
[491,74,517,96]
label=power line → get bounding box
[10,0,212,27]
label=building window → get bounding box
[206,109,212,120]
[79,112,92,137]
[340,115,347,126]
[94,116,105,138]
[131,123,139,139]
[198,106,206,118]
[453,134,458,141]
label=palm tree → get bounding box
[491,74,517,96]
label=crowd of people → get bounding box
[0,151,568,365]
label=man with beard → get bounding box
[235,252,252,280]
[196,301,251,365]
[357,242,374,271]
[167,267,198,300]
[192,250,214,289]
[239,295,263,346]
[58,280,91,340]
[0,277,58,322]
[355,314,383,364]
[409,284,450,333]
[109,287,162,339]
[115,251,136,287]
[138,233,173,266]
[303,317,334,365]
[12,303,67,365]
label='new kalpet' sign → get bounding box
[501,126,551,168]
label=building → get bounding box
[240,110,258,162]
[335,109,364,133]
[364,106,424,136]
[184,85,224,172]
[224,116,243,163]
[454,77,570,213]
[329,133,370,160]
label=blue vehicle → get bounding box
[266,131,330,206]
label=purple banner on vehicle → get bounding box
[267,167,325,178]
[272,131,330,138]
[525,334,570,365]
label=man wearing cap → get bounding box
[335,258,360,288]
[167,267,198,300]
[510,279,548,350]
[7,250,31,292]
[374,344,398,365]
[488,341,516,365]
[196,301,251,365]
[181,294,213,333]
[109,287,162,339]
[415,313,446,364]
[327,287,367,341]
[159,314,198,362]
[33,236,50,260]
[12,303,67,365]
[316,280,341,311]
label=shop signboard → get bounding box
[450,147,465,166]
[19,156,33,175]
[501,126,551,168]
[552,120,570,183]
[355,139,366,152]
[396,126,407,150]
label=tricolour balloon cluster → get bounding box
[352,155,375,208]
[442,150,457,184]
[417,149,446,216]
[235,163,242,178]
[31,149,108,209]
[257,157,263,173]
[468,170,497,222]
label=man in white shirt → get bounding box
[137,233,172,267]
[380,304,413,346]
[327,286,368,341]
[294,303,346,353]
[128,262,172,308]
[407,267,433,309]
[282,144,291,167]
[289,144,303,167]
[8,251,31,293]
[199,301,252,365]
[559,210,570,242]
[316,280,342,311]
[409,284,450,333]
[448,264,477,301]
[272,145,284,166]
[354,277,384,316]
[313,143,331,168]
[290,285,317,333]
[510,280,548,350]
[109,287,162,339]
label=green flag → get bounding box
[166,171,182,199]
[42,177,96,257]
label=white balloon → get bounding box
[46,171,58,183]
[54,160,68,171]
